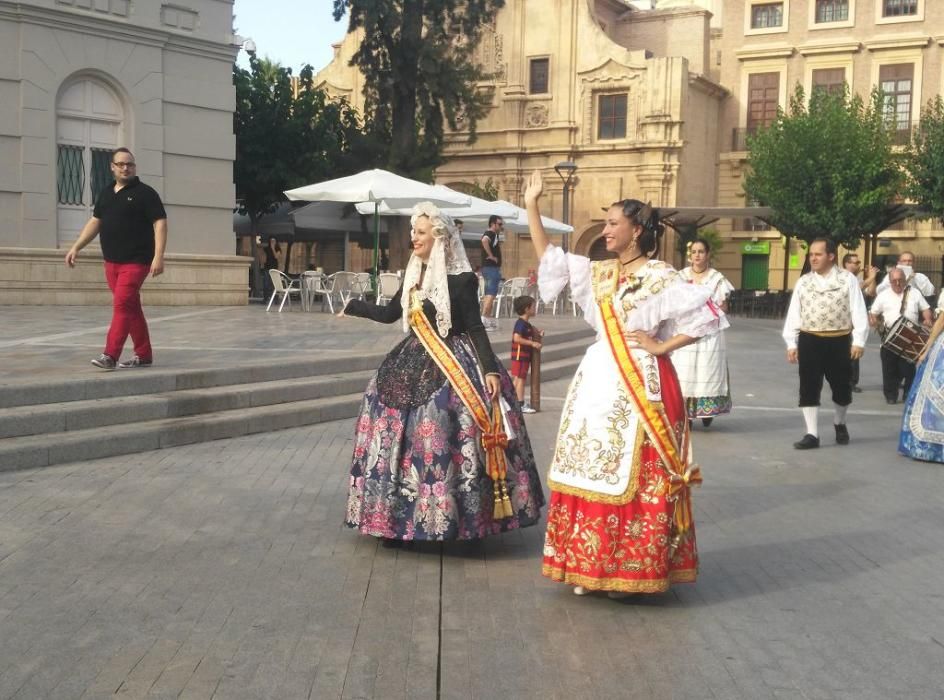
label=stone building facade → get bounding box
[715,0,944,289]
[317,0,726,277]
[0,0,247,305]
[318,0,944,289]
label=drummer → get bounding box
[869,267,932,405]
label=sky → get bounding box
[233,0,348,73]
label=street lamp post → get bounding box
[554,161,578,252]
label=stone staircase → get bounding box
[0,327,593,472]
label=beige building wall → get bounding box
[0,0,249,305]
[316,0,726,277]
[718,0,944,290]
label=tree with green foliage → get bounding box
[331,0,505,179]
[744,85,906,279]
[906,95,944,223]
[234,50,378,293]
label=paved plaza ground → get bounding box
[0,305,943,699]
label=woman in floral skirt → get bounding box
[523,171,726,596]
[339,203,544,543]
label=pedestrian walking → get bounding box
[523,170,726,597]
[842,252,878,392]
[782,238,869,449]
[479,215,503,330]
[673,238,734,427]
[510,295,543,414]
[338,202,544,544]
[64,147,166,370]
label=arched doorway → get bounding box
[56,76,126,247]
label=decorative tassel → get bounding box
[493,481,504,520]
[500,481,514,518]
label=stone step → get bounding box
[0,354,585,473]
[0,327,592,410]
[0,371,375,440]
[0,392,366,473]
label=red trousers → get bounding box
[103,262,152,361]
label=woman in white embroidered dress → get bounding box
[673,238,735,427]
[524,171,726,596]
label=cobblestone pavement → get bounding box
[1,314,943,699]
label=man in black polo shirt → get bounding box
[65,147,167,370]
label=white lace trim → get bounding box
[400,205,472,337]
[627,277,729,339]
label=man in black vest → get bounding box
[65,147,167,370]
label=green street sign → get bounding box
[740,241,770,255]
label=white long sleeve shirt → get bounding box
[782,266,869,350]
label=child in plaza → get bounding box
[511,295,543,414]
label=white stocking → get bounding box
[833,403,848,426]
[802,406,818,437]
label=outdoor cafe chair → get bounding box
[376,272,401,306]
[353,272,373,300]
[301,271,334,313]
[326,271,360,309]
[494,277,530,318]
[266,269,302,312]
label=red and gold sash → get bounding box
[410,307,514,519]
[598,298,702,536]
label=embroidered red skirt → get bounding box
[541,355,698,593]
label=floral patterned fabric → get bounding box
[345,334,545,540]
[898,333,944,464]
[541,355,698,592]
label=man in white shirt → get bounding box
[783,238,869,449]
[842,253,877,393]
[869,267,932,404]
[874,251,935,298]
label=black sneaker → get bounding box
[91,353,117,370]
[793,434,820,450]
[834,423,850,445]
[117,355,153,369]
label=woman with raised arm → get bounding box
[523,171,726,596]
[898,303,944,464]
[673,238,735,427]
[339,202,544,544]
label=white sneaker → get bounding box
[521,404,536,414]
[573,585,590,596]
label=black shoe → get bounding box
[851,385,862,393]
[793,434,820,450]
[117,355,153,369]
[701,417,714,427]
[834,424,849,445]
[90,353,116,370]
[380,538,402,549]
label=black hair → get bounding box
[488,215,503,227]
[690,237,711,254]
[454,219,463,226]
[810,237,837,256]
[841,252,859,266]
[513,295,535,316]
[609,199,664,255]
[111,147,133,161]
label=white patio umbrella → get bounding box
[456,200,573,234]
[354,187,520,220]
[284,169,472,280]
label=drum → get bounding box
[882,316,930,363]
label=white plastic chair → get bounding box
[301,271,334,312]
[494,277,530,318]
[353,272,373,300]
[327,271,359,309]
[377,272,401,306]
[266,269,301,312]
